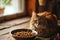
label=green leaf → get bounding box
[3,0,11,5]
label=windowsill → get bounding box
[0,12,22,17]
[0,17,30,30]
[0,12,26,23]
[0,17,30,35]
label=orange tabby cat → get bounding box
[30,11,57,38]
[30,11,57,29]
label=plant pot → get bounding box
[0,8,5,14]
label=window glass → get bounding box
[0,0,24,16]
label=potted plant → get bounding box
[0,0,11,14]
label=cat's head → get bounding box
[32,11,52,27]
[32,11,52,20]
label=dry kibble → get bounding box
[14,31,35,38]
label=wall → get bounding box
[57,1,60,20]
[26,0,36,16]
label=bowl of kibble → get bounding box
[11,29,38,40]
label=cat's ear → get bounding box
[32,11,37,20]
[32,11,37,17]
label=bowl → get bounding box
[11,29,38,40]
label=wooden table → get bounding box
[0,20,60,40]
[0,22,30,40]
[0,34,16,40]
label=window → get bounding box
[0,0,25,16]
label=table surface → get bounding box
[0,22,41,40]
[0,22,30,40]
[0,20,60,40]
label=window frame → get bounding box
[0,0,26,22]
